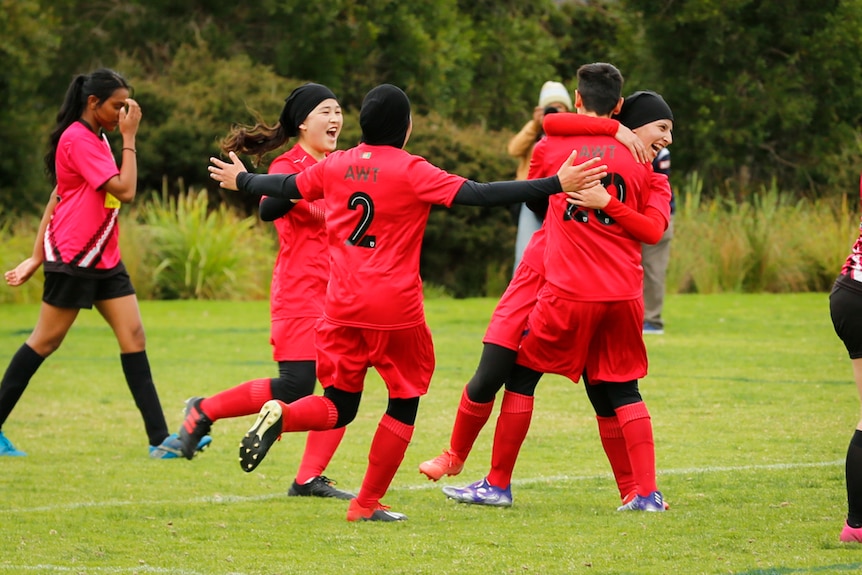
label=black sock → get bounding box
[0,344,45,428]
[120,351,169,447]
[846,429,862,528]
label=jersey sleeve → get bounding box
[408,155,467,207]
[295,155,329,201]
[70,134,120,191]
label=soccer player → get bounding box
[178,83,354,498]
[829,172,862,542]
[434,65,672,512]
[0,69,210,459]
[207,83,608,522]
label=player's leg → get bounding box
[583,371,636,503]
[829,282,862,541]
[419,343,515,481]
[442,363,542,507]
[0,293,79,456]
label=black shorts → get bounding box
[830,278,862,359]
[43,269,136,310]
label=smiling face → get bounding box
[298,98,343,159]
[88,87,131,132]
[633,118,674,160]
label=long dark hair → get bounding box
[44,68,130,184]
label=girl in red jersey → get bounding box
[431,73,674,512]
[829,172,862,542]
[208,83,607,522]
[178,84,354,499]
[0,69,208,458]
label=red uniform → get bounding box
[267,145,328,361]
[296,143,465,396]
[516,117,670,383]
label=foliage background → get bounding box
[2,0,861,297]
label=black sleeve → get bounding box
[236,172,302,200]
[259,196,296,221]
[525,196,549,220]
[453,176,562,207]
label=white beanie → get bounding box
[538,81,573,111]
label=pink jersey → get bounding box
[267,144,328,320]
[45,121,122,273]
[296,143,466,329]
[532,130,657,301]
[840,174,862,282]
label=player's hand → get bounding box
[614,124,650,164]
[4,257,42,287]
[565,181,611,210]
[119,98,141,137]
[556,154,606,193]
[208,151,247,191]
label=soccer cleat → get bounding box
[617,490,665,512]
[288,475,355,499]
[622,490,670,510]
[149,433,212,459]
[239,399,283,472]
[179,396,213,460]
[0,431,26,456]
[346,498,407,522]
[442,478,513,507]
[419,449,465,481]
[642,322,664,335]
[840,522,862,543]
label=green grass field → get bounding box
[1,293,861,575]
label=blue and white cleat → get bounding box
[617,490,665,512]
[442,477,513,507]
[0,431,26,456]
[150,432,212,459]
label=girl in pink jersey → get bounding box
[177,84,354,498]
[0,69,208,458]
[829,172,862,542]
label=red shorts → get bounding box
[315,320,436,399]
[483,264,543,350]
[270,317,318,361]
[516,286,647,384]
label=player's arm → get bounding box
[5,187,57,287]
[565,182,667,244]
[454,154,606,207]
[259,197,296,221]
[209,152,303,200]
[544,114,650,163]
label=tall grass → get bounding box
[667,172,859,294]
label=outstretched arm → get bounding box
[209,151,302,200]
[5,187,58,286]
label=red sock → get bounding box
[294,427,347,484]
[596,415,636,499]
[199,378,272,421]
[450,387,495,461]
[487,391,533,489]
[616,402,657,495]
[355,414,414,509]
[281,395,339,432]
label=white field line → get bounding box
[0,459,842,515]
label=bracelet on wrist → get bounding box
[122,147,136,153]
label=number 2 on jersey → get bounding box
[346,191,377,248]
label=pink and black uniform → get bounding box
[45,121,123,277]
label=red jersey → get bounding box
[296,143,466,329]
[267,144,328,320]
[45,121,122,273]
[531,122,658,301]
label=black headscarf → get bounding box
[614,90,674,130]
[279,83,338,137]
[359,84,411,147]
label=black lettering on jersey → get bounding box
[579,145,616,159]
[563,171,627,226]
[344,165,379,182]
